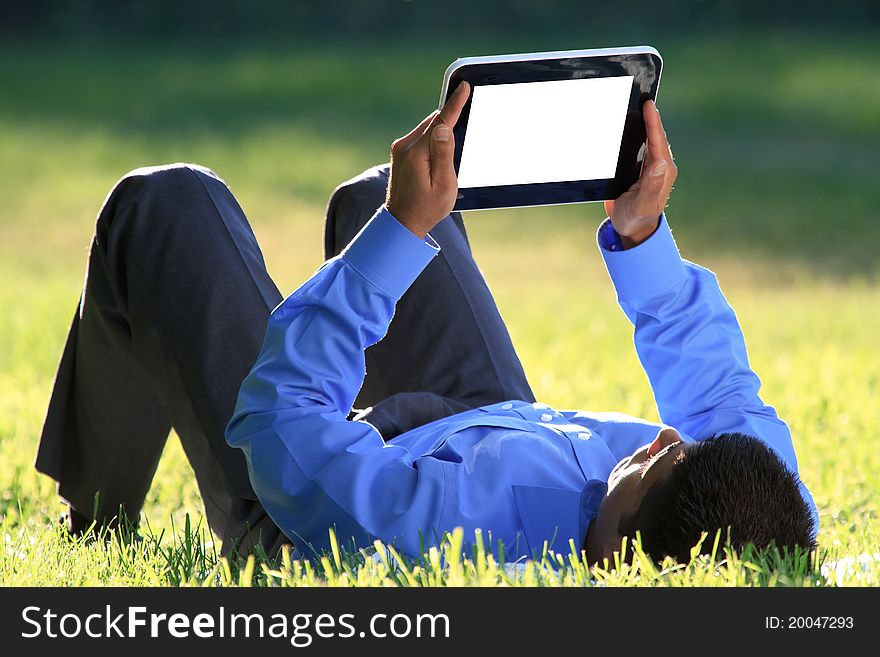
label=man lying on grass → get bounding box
[37,82,817,566]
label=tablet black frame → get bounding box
[444,50,662,211]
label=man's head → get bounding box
[587,430,815,564]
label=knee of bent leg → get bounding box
[325,163,391,257]
[95,163,222,238]
[111,163,219,208]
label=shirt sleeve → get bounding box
[598,214,818,534]
[225,207,449,556]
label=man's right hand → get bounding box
[385,82,471,239]
[604,100,678,249]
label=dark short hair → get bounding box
[619,433,816,563]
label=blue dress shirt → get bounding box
[226,208,818,560]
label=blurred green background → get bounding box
[1,1,878,583]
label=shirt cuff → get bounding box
[597,213,688,305]
[341,206,440,300]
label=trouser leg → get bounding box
[36,163,287,556]
[324,164,535,438]
[38,303,173,529]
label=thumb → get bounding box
[429,124,454,186]
[644,159,668,192]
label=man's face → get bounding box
[588,428,686,562]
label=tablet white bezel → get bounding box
[439,46,662,109]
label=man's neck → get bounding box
[583,519,603,567]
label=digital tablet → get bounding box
[439,46,663,211]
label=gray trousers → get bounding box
[35,163,534,555]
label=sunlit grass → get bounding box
[1,32,878,586]
[2,518,851,587]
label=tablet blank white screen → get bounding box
[457,75,634,188]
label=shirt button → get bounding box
[501,403,513,410]
[540,413,553,422]
[577,432,590,441]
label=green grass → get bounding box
[1,31,878,586]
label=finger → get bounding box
[643,101,673,166]
[634,153,671,220]
[643,100,668,153]
[436,81,471,129]
[394,110,439,152]
[640,144,669,192]
[415,82,470,158]
[429,123,455,187]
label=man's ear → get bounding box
[647,427,682,457]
